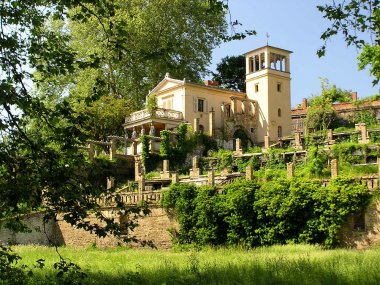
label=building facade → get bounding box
[123,45,293,145]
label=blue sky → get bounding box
[209,0,379,107]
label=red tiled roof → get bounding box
[291,100,380,117]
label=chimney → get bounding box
[351,92,358,102]
[302,98,307,110]
[204,80,219,87]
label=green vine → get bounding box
[147,93,158,116]
[160,130,172,159]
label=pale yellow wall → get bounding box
[153,79,245,133]
[184,85,245,132]
[246,70,270,141]
[156,87,185,114]
[267,73,292,139]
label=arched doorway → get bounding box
[233,128,251,150]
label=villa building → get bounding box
[123,45,293,146]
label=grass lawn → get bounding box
[12,244,380,285]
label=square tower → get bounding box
[245,46,292,143]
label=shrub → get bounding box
[164,176,371,248]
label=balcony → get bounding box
[125,108,183,124]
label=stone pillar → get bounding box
[356,123,369,144]
[231,98,237,115]
[109,138,117,160]
[209,111,215,137]
[190,156,200,178]
[171,172,179,184]
[88,143,95,161]
[106,177,114,190]
[161,159,170,179]
[208,168,215,187]
[246,165,253,180]
[138,176,145,201]
[235,138,243,155]
[193,155,199,168]
[193,118,200,132]
[163,160,169,173]
[221,168,229,176]
[264,135,270,149]
[131,140,137,155]
[374,178,379,190]
[331,159,339,178]
[134,158,141,181]
[294,133,302,149]
[327,129,335,145]
[287,163,294,179]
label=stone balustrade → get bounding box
[98,190,164,207]
[125,108,183,123]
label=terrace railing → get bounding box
[125,108,183,123]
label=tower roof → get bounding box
[244,45,293,55]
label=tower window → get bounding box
[278,126,282,138]
[255,84,259,93]
[278,108,282,117]
[277,83,282,92]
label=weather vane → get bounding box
[266,32,270,45]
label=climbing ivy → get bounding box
[164,176,370,248]
[160,130,172,159]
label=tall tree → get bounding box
[212,55,246,92]
[36,0,230,140]
[318,0,380,84]
[305,79,352,131]
[0,0,253,281]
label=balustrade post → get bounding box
[235,138,243,155]
[356,123,369,144]
[208,168,215,186]
[264,135,270,150]
[246,165,253,181]
[294,132,302,149]
[88,142,95,161]
[171,172,179,184]
[190,156,200,178]
[331,159,339,178]
[161,159,170,179]
[109,138,117,160]
[287,163,294,179]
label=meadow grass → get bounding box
[14,244,380,285]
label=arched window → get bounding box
[278,108,281,117]
[199,125,204,133]
[278,126,282,138]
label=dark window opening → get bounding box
[278,126,282,138]
[225,104,231,117]
[197,99,204,112]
